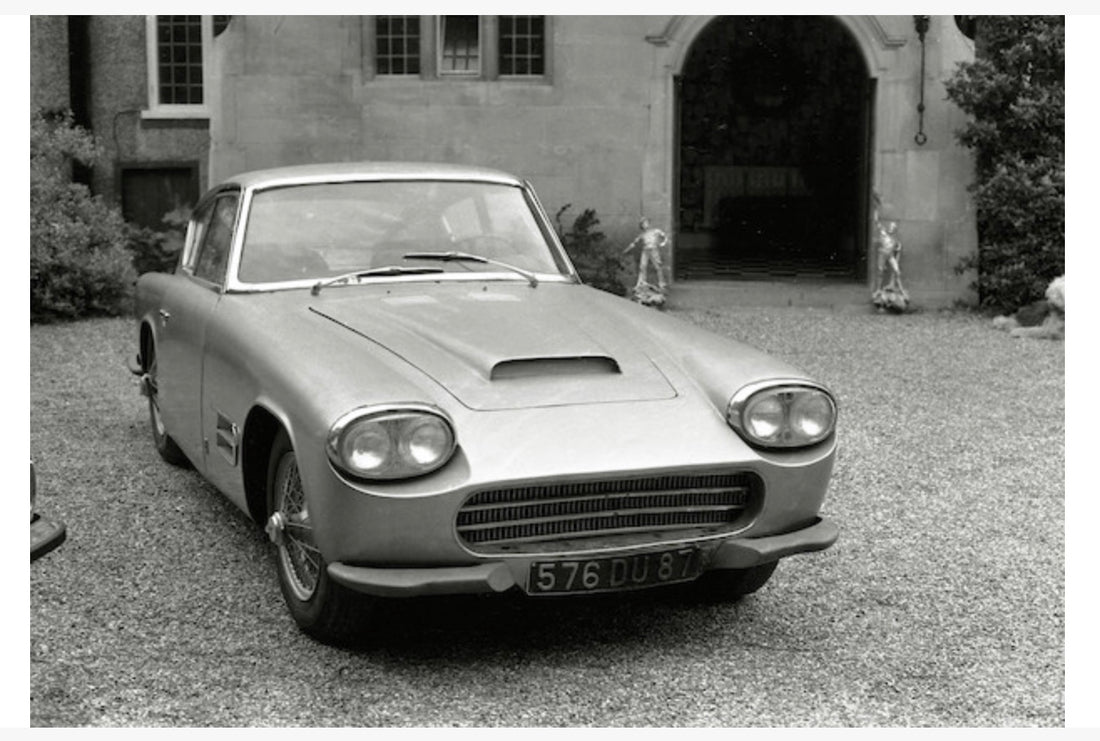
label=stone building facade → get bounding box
[31,16,219,229]
[32,15,980,306]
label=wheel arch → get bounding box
[242,404,287,525]
[139,320,155,370]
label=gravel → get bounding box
[29,305,1064,727]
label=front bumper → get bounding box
[327,515,837,598]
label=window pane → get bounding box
[194,195,238,284]
[440,16,479,74]
[375,16,420,75]
[499,15,544,76]
[185,202,212,272]
[156,15,204,105]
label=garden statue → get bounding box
[623,217,669,307]
[870,196,910,313]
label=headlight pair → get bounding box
[727,381,836,449]
[327,405,456,481]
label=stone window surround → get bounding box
[143,15,213,120]
[364,15,552,83]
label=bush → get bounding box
[553,205,627,296]
[945,16,1064,312]
[128,207,189,276]
[31,109,137,321]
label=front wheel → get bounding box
[689,561,778,602]
[265,430,376,644]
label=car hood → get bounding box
[310,282,678,410]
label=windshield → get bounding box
[237,180,571,284]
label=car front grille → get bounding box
[456,472,761,554]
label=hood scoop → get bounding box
[490,356,620,381]
[311,285,677,410]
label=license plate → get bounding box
[528,548,703,595]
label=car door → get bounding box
[156,190,240,468]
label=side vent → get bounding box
[490,356,621,381]
[215,412,240,466]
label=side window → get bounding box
[192,194,239,285]
[182,200,213,273]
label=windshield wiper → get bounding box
[403,251,539,288]
[311,266,444,296]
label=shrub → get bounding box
[128,206,189,276]
[30,109,137,321]
[945,16,1064,312]
[553,204,627,296]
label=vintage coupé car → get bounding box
[132,162,838,643]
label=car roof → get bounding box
[222,162,525,190]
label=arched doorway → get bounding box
[674,16,872,282]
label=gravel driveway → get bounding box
[29,304,1064,726]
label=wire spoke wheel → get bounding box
[264,429,377,644]
[272,449,320,601]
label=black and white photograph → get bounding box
[20,8,1081,729]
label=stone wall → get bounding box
[860,15,978,304]
[211,16,659,247]
[30,16,69,113]
[210,14,978,305]
[82,16,212,209]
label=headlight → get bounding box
[727,381,836,449]
[327,405,457,481]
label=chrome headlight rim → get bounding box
[326,403,457,482]
[727,379,837,450]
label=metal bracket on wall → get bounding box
[913,15,930,146]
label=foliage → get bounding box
[128,207,189,276]
[31,109,137,321]
[944,16,1064,312]
[553,205,627,296]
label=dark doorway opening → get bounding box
[675,16,870,282]
[120,163,200,230]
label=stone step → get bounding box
[666,279,870,311]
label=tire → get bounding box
[145,341,189,467]
[690,561,779,602]
[265,429,376,644]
